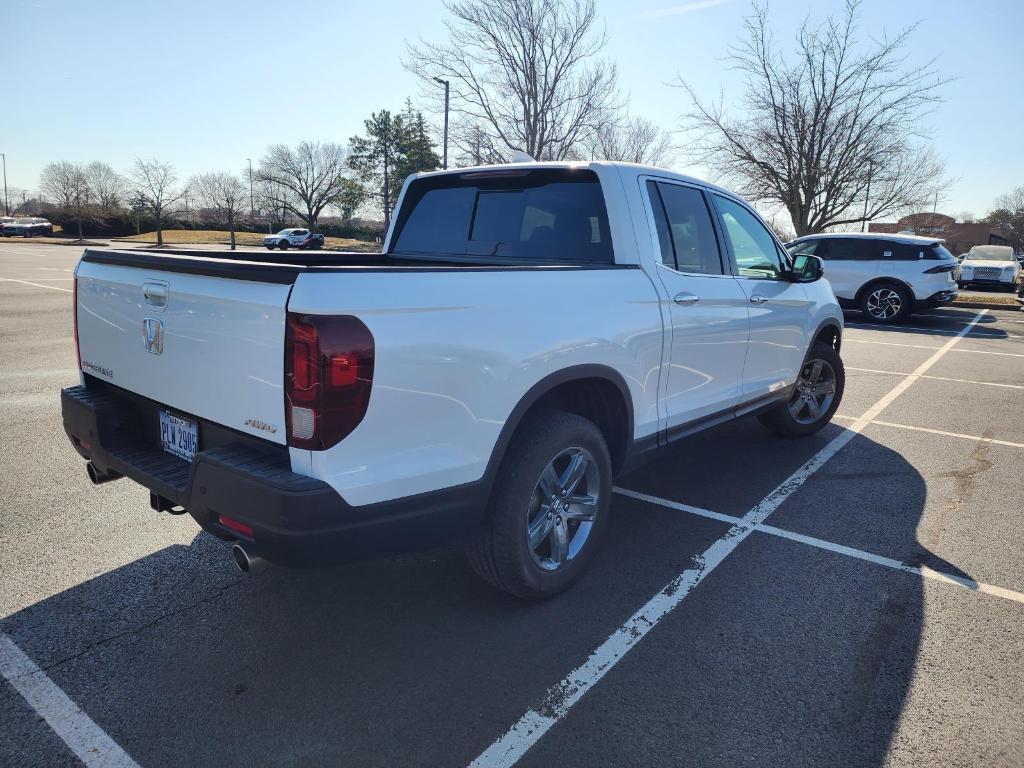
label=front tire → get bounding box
[758,342,845,438]
[265,244,275,250]
[279,240,290,250]
[860,281,911,323]
[466,411,612,599]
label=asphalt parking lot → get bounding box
[2,242,1023,768]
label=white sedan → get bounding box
[957,245,1021,291]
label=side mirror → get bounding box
[789,254,824,283]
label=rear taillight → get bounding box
[72,276,81,370]
[923,264,955,274]
[285,313,374,450]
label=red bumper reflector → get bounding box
[219,515,254,538]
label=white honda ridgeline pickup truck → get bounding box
[62,161,845,598]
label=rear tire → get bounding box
[466,411,612,599]
[758,342,845,438]
[860,281,911,323]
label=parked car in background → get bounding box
[786,233,958,323]
[62,161,845,599]
[0,217,16,235]
[957,245,1022,291]
[263,228,325,250]
[1,218,54,237]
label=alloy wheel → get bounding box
[526,447,599,571]
[866,287,902,320]
[788,358,837,425]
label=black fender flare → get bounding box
[811,317,844,352]
[479,364,635,496]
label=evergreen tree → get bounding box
[349,103,440,229]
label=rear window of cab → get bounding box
[389,168,613,264]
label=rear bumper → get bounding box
[917,289,958,308]
[61,383,483,568]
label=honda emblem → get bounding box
[142,318,164,354]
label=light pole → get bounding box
[433,77,450,169]
[862,161,873,233]
[1,153,8,216]
[247,158,255,232]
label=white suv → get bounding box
[787,233,958,323]
[957,245,1021,292]
[262,228,325,250]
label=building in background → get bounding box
[869,213,1008,255]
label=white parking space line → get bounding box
[847,367,1024,391]
[0,635,141,768]
[846,338,1024,358]
[616,489,1024,606]
[467,310,989,768]
[0,278,73,293]
[869,420,1024,449]
[614,487,739,525]
[834,414,1024,449]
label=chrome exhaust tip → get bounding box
[231,544,268,574]
[86,461,120,485]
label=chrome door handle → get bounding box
[143,280,169,309]
[673,292,700,305]
[749,294,768,305]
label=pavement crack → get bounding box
[34,577,245,675]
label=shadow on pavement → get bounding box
[2,423,970,768]
[842,316,1009,340]
[596,425,972,768]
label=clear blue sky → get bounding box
[2,0,1021,219]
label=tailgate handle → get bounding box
[143,280,169,309]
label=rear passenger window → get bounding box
[647,181,723,275]
[827,239,860,261]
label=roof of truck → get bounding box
[410,160,737,198]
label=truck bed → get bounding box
[80,248,634,282]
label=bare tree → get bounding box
[191,172,248,250]
[256,142,351,228]
[85,162,125,212]
[588,115,675,166]
[452,122,508,166]
[127,159,186,246]
[985,187,1024,253]
[39,161,91,241]
[254,178,292,231]
[676,1,949,236]
[406,0,619,161]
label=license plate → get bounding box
[159,410,198,461]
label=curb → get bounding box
[0,238,107,247]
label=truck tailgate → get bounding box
[75,258,291,445]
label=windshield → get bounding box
[965,246,1014,262]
